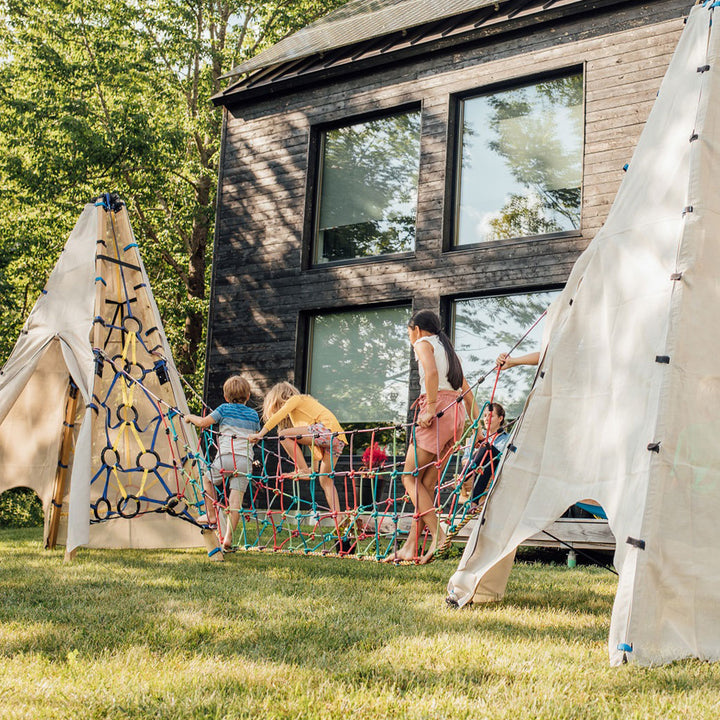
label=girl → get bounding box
[394,310,478,563]
[464,402,509,505]
[248,382,347,523]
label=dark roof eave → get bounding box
[212,0,677,109]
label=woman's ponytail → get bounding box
[408,309,464,390]
[437,331,463,390]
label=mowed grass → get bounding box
[2,529,720,719]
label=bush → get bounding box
[0,487,44,528]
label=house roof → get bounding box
[222,0,503,80]
[212,0,647,106]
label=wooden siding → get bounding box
[206,0,690,412]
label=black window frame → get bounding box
[444,65,586,253]
[304,103,423,270]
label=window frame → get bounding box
[305,103,423,269]
[445,285,564,416]
[445,65,586,252]
[300,300,414,425]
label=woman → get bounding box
[393,310,477,563]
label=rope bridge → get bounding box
[81,192,532,561]
[191,391,502,562]
[90,330,509,562]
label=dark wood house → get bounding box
[207,0,692,436]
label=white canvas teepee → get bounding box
[447,2,720,666]
[0,196,204,552]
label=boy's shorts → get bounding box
[210,453,251,493]
[308,423,346,456]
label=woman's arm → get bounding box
[496,351,540,370]
[414,340,438,427]
[460,378,479,422]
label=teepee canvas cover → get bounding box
[448,2,720,666]
[0,196,204,552]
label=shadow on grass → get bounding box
[0,526,637,692]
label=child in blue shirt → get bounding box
[185,375,260,550]
[460,402,509,505]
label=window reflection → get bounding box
[456,74,583,245]
[307,306,412,423]
[315,112,421,263]
[452,291,560,417]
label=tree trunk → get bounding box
[178,173,212,375]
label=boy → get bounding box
[185,375,260,551]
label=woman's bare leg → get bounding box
[415,446,457,563]
[393,447,437,561]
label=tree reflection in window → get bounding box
[307,306,412,424]
[315,112,421,263]
[452,291,560,418]
[456,73,583,245]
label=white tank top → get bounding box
[413,335,455,394]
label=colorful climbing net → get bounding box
[87,194,207,530]
[85,192,541,561]
[191,387,508,562]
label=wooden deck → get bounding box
[522,518,615,551]
[448,517,615,551]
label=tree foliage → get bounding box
[454,292,560,417]
[0,0,348,384]
[309,306,412,424]
[0,487,44,527]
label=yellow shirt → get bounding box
[262,395,348,445]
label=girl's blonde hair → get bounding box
[262,381,301,428]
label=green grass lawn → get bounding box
[2,528,720,719]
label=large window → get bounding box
[314,110,421,264]
[452,290,561,418]
[455,72,583,246]
[307,306,412,423]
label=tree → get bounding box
[0,0,348,380]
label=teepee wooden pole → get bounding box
[46,380,80,550]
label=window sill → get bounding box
[306,251,416,271]
[446,229,583,255]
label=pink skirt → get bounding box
[412,390,467,455]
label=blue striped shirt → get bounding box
[209,403,260,457]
